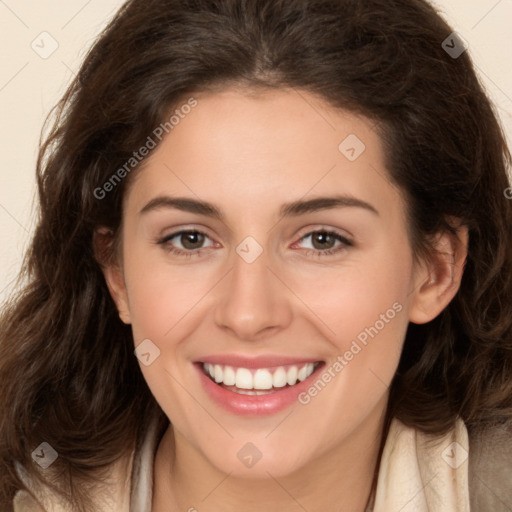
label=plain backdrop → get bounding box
[1,0,512,304]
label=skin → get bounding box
[102,87,468,512]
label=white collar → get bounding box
[13,415,469,511]
[371,417,470,511]
[129,416,470,512]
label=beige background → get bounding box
[1,0,512,304]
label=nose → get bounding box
[213,246,293,341]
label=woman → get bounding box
[1,0,511,510]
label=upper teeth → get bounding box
[202,363,317,390]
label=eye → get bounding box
[157,229,216,257]
[156,228,352,259]
[294,229,353,257]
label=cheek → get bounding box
[122,244,216,342]
[291,257,411,439]
[121,248,212,424]
[286,249,413,350]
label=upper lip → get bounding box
[197,354,323,369]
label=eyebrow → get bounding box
[139,194,379,219]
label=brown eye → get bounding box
[179,231,206,250]
[310,232,337,250]
[296,229,353,257]
[158,229,215,256]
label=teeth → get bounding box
[253,369,273,390]
[298,363,314,382]
[229,388,273,396]
[235,368,253,389]
[223,366,236,386]
[202,362,318,390]
[272,367,287,388]
[287,365,298,385]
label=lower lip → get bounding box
[195,363,324,416]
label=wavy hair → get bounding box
[1,0,511,509]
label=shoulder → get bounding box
[374,416,511,511]
[12,413,166,512]
[12,451,134,512]
[468,421,512,511]
[12,490,46,512]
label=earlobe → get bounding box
[103,264,132,324]
[409,225,468,325]
[94,227,132,324]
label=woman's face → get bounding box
[108,88,437,477]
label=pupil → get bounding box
[182,232,204,249]
[313,232,334,250]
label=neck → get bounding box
[152,404,387,512]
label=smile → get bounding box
[195,356,325,415]
[202,362,319,394]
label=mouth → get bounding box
[200,361,321,395]
[194,356,325,416]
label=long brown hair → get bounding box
[1,0,511,509]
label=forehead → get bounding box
[125,88,405,224]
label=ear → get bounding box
[409,222,468,324]
[94,227,132,324]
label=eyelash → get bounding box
[157,229,353,259]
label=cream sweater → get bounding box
[12,417,512,511]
